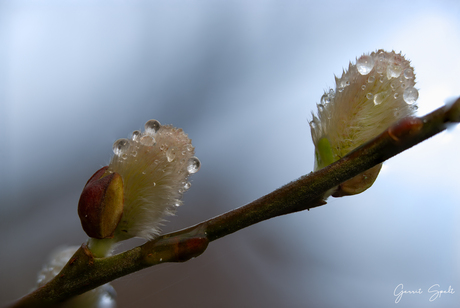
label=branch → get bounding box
[9,98,460,308]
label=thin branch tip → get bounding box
[445,96,460,123]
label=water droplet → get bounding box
[131,150,137,157]
[309,119,317,131]
[356,55,374,75]
[376,65,384,74]
[387,63,402,79]
[154,160,159,165]
[113,139,130,156]
[401,83,406,88]
[160,144,165,151]
[181,151,186,156]
[142,171,146,175]
[122,153,128,160]
[187,157,201,174]
[153,182,156,186]
[390,82,397,90]
[144,119,161,136]
[183,181,191,190]
[361,85,366,90]
[367,76,375,83]
[140,135,155,146]
[373,91,390,106]
[403,87,419,104]
[317,103,325,112]
[379,76,384,83]
[166,148,176,162]
[410,105,418,111]
[366,93,373,100]
[186,144,193,152]
[174,200,182,207]
[403,68,414,79]
[320,93,331,105]
[131,130,141,142]
[337,78,348,90]
[393,93,399,99]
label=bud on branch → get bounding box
[310,50,419,196]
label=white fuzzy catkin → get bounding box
[107,120,200,241]
[310,50,418,170]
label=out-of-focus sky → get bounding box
[1,1,459,307]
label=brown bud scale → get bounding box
[78,166,124,239]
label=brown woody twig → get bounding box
[9,98,460,308]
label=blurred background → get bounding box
[1,0,460,307]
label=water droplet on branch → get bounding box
[131,130,141,142]
[140,135,155,146]
[373,91,390,105]
[357,55,375,75]
[166,148,176,162]
[113,139,130,156]
[403,68,414,79]
[403,87,419,104]
[144,120,161,136]
[187,157,201,174]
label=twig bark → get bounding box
[8,98,460,308]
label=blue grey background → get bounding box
[1,1,460,307]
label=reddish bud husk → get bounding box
[78,166,124,239]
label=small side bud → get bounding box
[332,163,382,197]
[78,166,124,239]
